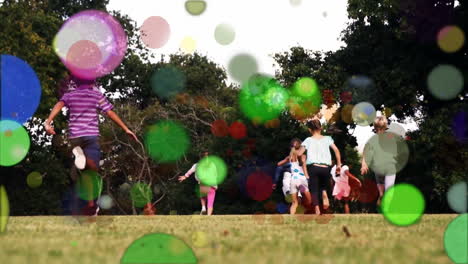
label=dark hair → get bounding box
[290,138,302,147]
[307,119,322,131]
[71,75,95,86]
[199,150,209,158]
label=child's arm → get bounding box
[330,143,342,172]
[295,146,306,157]
[301,155,309,179]
[360,157,369,175]
[44,101,65,135]
[277,156,290,166]
[345,170,362,187]
[106,110,138,141]
[178,164,196,182]
[361,143,371,175]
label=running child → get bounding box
[178,151,217,216]
[276,139,312,213]
[295,119,342,215]
[361,116,399,207]
[44,75,137,216]
[331,160,362,214]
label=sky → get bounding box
[107,0,418,153]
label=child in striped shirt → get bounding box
[44,76,137,216]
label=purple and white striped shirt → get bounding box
[60,86,113,139]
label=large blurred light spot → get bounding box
[340,104,354,124]
[140,16,170,49]
[196,156,227,187]
[76,170,102,201]
[210,120,229,137]
[229,121,247,139]
[387,122,406,138]
[121,233,197,264]
[437,25,465,53]
[130,182,153,208]
[287,77,322,120]
[97,194,114,210]
[358,178,380,203]
[214,23,235,45]
[26,171,43,188]
[452,111,467,143]
[0,120,30,167]
[340,91,353,104]
[1,55,42,123]
[352,102,376,126]
[66,40,102,70]
[53,10,127,80]
[345,75,376,103]
[290,0,302,6]
[363,132,410,175]
[191,231,208,248]
[447,181,467,213]
[427,64,463,101]
[292,77,319,99]
[246,171,273,201]
[444,214,468,264]
[145,121,190,162]
[0,186,9,233]
[228,53,258,83]
[150,66,186,99]
[180,36,196,54]
[381,184,425,226]
[185,0,207,16]
[239,75,288,123]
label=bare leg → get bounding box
[344,201,350,214]
[315,205,321,215]
[376,184,385,207]
[290,193,299,215]
[322,190,330,210]
[303,191,313,213]
[206,187,216,216]
[85,158,98,207]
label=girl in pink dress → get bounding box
[331,162,361,214]
[178,151,217,215]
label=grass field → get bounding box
[0,214,457,264]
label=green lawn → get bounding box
[0,214,457,264]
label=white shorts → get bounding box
[290,177,308,194]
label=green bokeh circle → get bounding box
[228,53,258,83]
[292,77,320,99]
[381,184,425,226]
[145,121,190,163]
[444,214,468,264]
[185,0,206,16]
[76,170,103,201]
[0,120,30,167]
[26,171,43,188]
[150,66,186,99]
[239,75,289,123]
[427,64,463,101]
[130,182,153,208]
[121,233,197,264]
[196,156,227,187]
[447,181,467,213]
[214,23,235,45]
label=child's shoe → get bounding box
[72,146,86,170]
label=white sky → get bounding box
[108,0,418,153]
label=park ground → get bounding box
[0,214,457,264]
